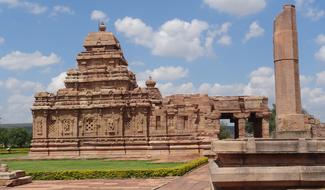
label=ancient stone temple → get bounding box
[30,23,270,158]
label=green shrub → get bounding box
[28,157,208,180]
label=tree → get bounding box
[269,104,276,134]
[7,128,31,148]
[218,122,232,140]
[245,121,254,134]
[0,128,9,148]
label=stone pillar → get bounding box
[238,118,246,138]
[234,113,249,139]
[273,4,309,138]
[256,112,270,138]
[262,118,270,138]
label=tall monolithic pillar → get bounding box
[273,4,310,138]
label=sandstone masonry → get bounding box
[273,4,308,138]
[30,23,270,159]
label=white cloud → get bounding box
[155,67,273,98]
[300,74,313,85]
[302,87,325,105]
[50,5,74,16]
[115,17,154,47]
[0,0,47,14]
[208,22,232,46]
[47,72,67,92]
[153,19,209,61]
[306,8,325,21]
[203,0,266,16]
[198,83,245,96]
[316,71,325,85]
[301,87,325,120]
[315,34,325,45]
[243,67,274,99]
[0,78,44,93]
[137,66,188,81]
[243,21,264,43]
[157,82,195,95]
[0,36,4,45]
[296,0,324,21]
[130,61,145,67]
[90,10,108,22]
[217,22,231,34]
[2,94,34,123]
[0,51,61,70]
[116,17,231,61]
[315,46,325,62]
[217,35,231,46]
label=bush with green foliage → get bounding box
[0,128,31,148]
[269,104,276,135]
[218,123,231,139]
[28,157,208,180]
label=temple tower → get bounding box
[273,4,309,138]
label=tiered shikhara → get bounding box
[30,23,270,158]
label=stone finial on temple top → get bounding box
[99,21,106,32]
[145,76,156,88]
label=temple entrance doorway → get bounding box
[219,113,237,139]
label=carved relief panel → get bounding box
[80,113,98,137]
[47,114,58,138]
[32,111,47,138]
[134,113,146,134]
[61,119,74,136]
[58,113,77,137]
[99,111,122,136]
[124,109,148,136]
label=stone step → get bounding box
[6,176,32,187]
[0,172,16,180]
[13,170,26,179]
[0,170,26,180]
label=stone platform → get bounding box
[209,138,325,190]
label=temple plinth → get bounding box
[273,4,308,138]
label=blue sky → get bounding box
[0,0,325,123]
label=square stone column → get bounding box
[273,4,310,138]
[234,113,249,139]
[238,118,246,138]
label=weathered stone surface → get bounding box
[209,138,325,189]
[30,23,270,158]
[208,5,325,190]
[4,176,32,187]
[273,4,307,138]
[0,170,31,187]
[209,161,325,189]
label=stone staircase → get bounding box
[0,164,32,187]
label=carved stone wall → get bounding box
[30,23,271,158]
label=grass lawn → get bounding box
[0,148,29,159]
[0,152,28,159]
[3,159,184,172]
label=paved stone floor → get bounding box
[157,164,210,190]
[1,165,209,190]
